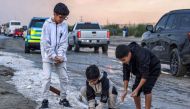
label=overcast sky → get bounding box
[0,0,189,25]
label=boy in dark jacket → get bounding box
[115,42,161,109]
[80,65,118,109]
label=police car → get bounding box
[25,17,48,53]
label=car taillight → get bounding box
[107,31,110,38]
[77,31,81,38]
[188,32,190,41]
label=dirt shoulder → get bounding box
[0,65,37,109]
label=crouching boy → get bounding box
[80,65,118,109]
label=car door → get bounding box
[159,14,178,62]
[68,24,76,46]
[149,14,169,58]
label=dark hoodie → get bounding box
[86,71,110,103]
[123,42,161,81]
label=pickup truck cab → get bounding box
[68,22,110,53]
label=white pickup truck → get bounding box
[68,22,110,53]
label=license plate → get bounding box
[92,40,96,43]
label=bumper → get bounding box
[181,44,190,65]
[29,42,40,49]
[182,54,190,65]
[78,39,110,47]
[26,39,40,50]
[14,34,23,37]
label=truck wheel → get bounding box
[94,47,99,53]
[170,48,187,76]
[74,44,80,52]
[102,44,108,53]
[67,45,73,51]
[25,45,30,53]
[141,43,148,49]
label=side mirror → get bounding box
[157,27,164,33]
[22,26,28,31]
[146,25,154,32]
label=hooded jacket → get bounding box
[86,71,111,103]
[123,42,161,81]
[40,18,68,63]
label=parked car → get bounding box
[68,22,110,53]
[25,17,48,53]
[4,20,22,36]
[141,9,190,76]
[13,28,24,38]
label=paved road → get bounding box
[0,35,190,109]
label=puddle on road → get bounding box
[107,47,116,58]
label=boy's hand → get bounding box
[55,56,64,64]
[131,89,139,97]
[88,108,95,109]
[95,102,106,109]
[121,90,127,102]
[54,56,60,63]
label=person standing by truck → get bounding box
[40,3,71,108]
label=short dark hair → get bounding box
[86,65,100,80]
[115,44,130,59]
[54,3,70,16]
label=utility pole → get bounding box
[80,16,83,22]
[106,18,109,25]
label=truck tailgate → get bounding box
[80,30,108,39]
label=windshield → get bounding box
[29,19,46,28]
[11,22,21,26]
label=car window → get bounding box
[75,23,100,30]
[179,14,190,29]
[155,15,169,32]
[11,22,21,26]
[165,14,177,30]
[11,22,21,25]
[29,19,46,28]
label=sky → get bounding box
[0,0,190,25]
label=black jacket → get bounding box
[86,71,110,103]
[123,42,161,81]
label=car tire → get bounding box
[25,45,30,53]
[67,45,73,51]
[94,47,99,53]
[74,44,80,52]
[102,44,108,53]
[170,48,187,76]
[142,44,148,49]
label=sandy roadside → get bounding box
[0,55,37,108]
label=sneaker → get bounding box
[95,100,98,107]
[59,99,72,107]
[40,99,49,108]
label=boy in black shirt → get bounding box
[115,42,161,109]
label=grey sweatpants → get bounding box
[42,62,68,100]
[80,86,117,108]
